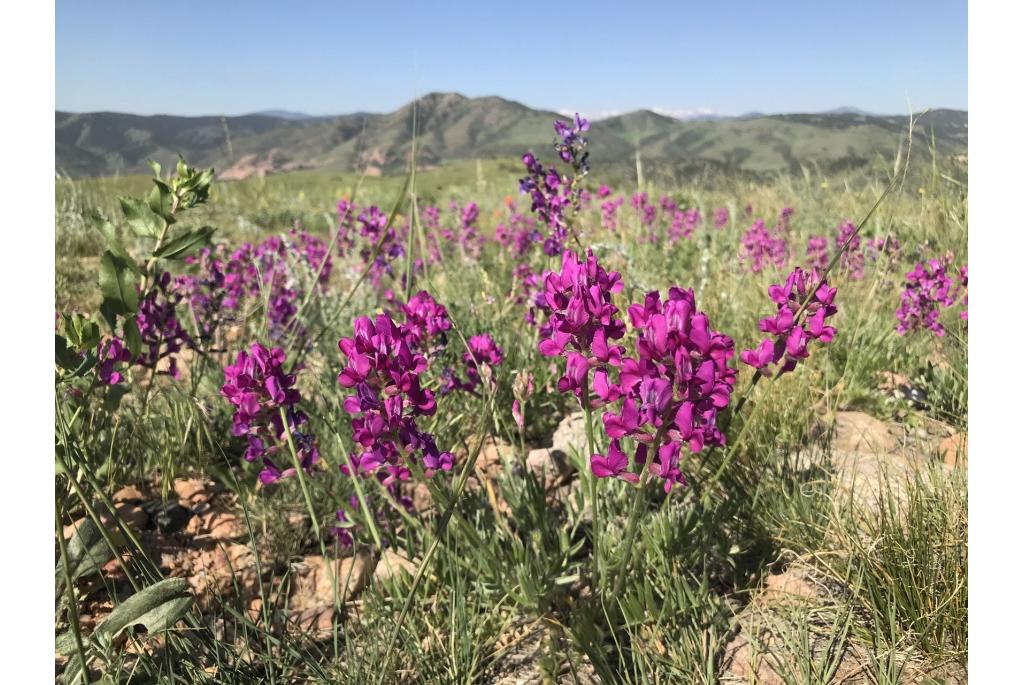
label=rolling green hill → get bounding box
[56,92,966,179]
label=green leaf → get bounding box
[55,334,96,377]
[147,180,175,224]
[153,226,215,260]
[98,250,140,316]
[147,159,161,178]
[92,578,193,640]
[123,316,142,359]
[119,197,166,238]
[56,518,113,591]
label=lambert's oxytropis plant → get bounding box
[221,342,319,484]
[740,267,838,376]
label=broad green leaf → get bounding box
[55,334,96,377]
[153,225,215,260]
[123,317,142,359]
[93,578,193,639]
[147,159,161,178]
[147,180,175,223]
[90,211,134,263]
[119,196,166,238]
[98,250,139,316]
[56,518,113,591]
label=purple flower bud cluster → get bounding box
[740,267,838,376]
[136,272,194,379]
[537,250,627,400]
[174,245,234,336]
[519,115,590,256]
[444,201,484,259]
[593,287,738,492]
[835,220,865,280]
[512,263,546,326]
[895,257,961,337]
[96,337,132,385]
[221,342,319,484]
[337,311,453,483]
[399,290,452,351]
[344,204,407,287]
[739,219,789,273]
[336,199,358,257]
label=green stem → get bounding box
[611,428,663,600]
[56,499,92,685]
[278,407,340,657]
[580,376,602,585]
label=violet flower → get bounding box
[221,342,319,484]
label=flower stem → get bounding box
[580,375,602,585]
[610,425,664,600]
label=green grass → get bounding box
[55,149,966,684]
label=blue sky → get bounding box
[56,0,966,117]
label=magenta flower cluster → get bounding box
[221,342,319,484]
[740,267,838,376]
[593,287,738,492]
[338,202,408,287]
[337,310,453,484]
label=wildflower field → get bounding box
[54,115,967,684]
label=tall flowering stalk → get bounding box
[536,247,626,583]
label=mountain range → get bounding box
[55,92,967,179]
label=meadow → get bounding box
[54,116,967,684]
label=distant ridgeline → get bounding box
[56,92,967,180]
